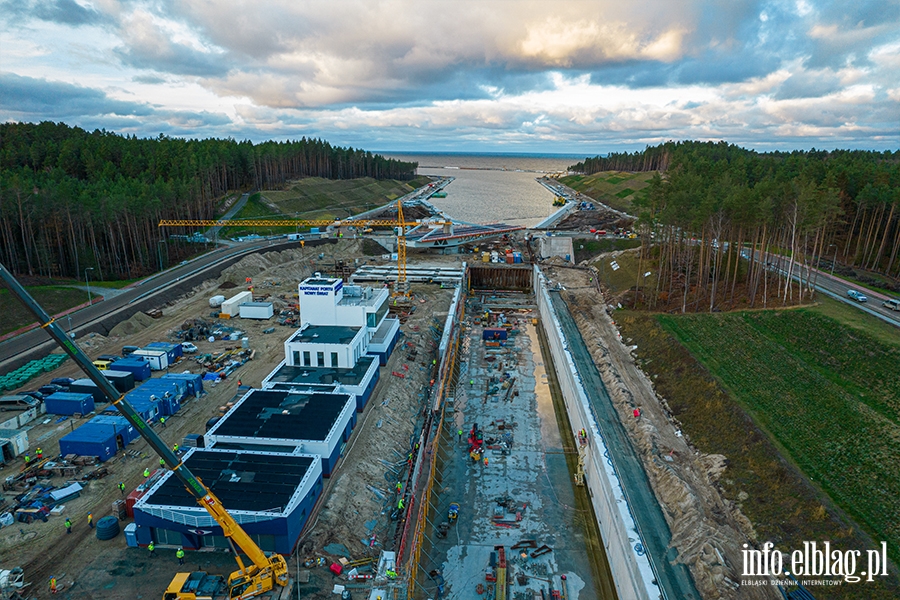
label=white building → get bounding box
[297,276,399,362]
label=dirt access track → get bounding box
[0,240,460,600]
[541,262,778,600]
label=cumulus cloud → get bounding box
[0,0,897,150]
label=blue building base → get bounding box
[134,476,323,555]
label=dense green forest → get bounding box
[571,142,900,310]
[0,121,417,280]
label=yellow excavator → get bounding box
[0,263,287,600]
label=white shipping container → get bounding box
[0,428,29,457]
[221,291,253,316]
[130,349,168,371]
[239,302,274,320]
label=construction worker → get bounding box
[633,408,641,418]
[395,481,402,493]
[49,576,58,594]
[397,498,404,511]
[386,569,396,579]
[432,359,437,366]
[148,541,156,557]
[23,454,30,465]
[160,458,166,469]
[458,429,463,442]
[483,456,489,467]
[176,547,185,565]
[237,380,242,387]
[143,468,150,478]
[118,482,126,495]
[36,447,43,459]
[173,443,179,454]
[87,513,93,529]
[65,518,72,534]
[159,416,166,428]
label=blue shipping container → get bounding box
[161,373,203,396]
[59,415,138,462]
[104,393,160,422]
[45,392,95,416]
[111,358,151,381]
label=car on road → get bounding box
[883,298,900,311]
[181,342,198,353]
[847,289,868,302]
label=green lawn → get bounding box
[0,286,93,335]
[657,309,900,567]
[559,171,654,213]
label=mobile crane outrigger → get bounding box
[0,263,288,600]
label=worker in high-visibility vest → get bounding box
[49,576,58,594]
[176,547,185,565]
[160,458,166,468]
[36,447,43,459]
[148,542,156,557]
[173,443,179,454]
[143,468,150,478]
[118,482,126,495]
[397,498,404,511]
[87,513,93,529]
[23,454,30,465]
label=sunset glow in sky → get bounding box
[2,0,898,152]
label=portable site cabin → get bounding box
[45,392,96,416]
[161,373,204,396]
[221,291,253,317]
[112,358,152,381]
[239,302,274,320]
[144,342,183,364]
[68,379,105,404]
[0,428,28,463]
[130,349,168,371]
[59,415,139,462]
[103,370,135,393]
[103,393,160,422]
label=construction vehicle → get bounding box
[0,263,288,600]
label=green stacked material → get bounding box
[0,354,69,391]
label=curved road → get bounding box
[0,237,299,371]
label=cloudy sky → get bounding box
[1,0,898,153]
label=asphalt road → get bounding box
[0,238,299,371]
[744,250,900,328]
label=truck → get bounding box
[0,262,288,600]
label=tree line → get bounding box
[575,141,900,310]
[0,121,418,280]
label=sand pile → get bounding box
[108,311,156,337]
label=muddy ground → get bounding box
[0,240,457,599]
[542,262,778,600]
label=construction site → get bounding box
[0,184,790,600]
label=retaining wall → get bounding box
[533,265,659,600]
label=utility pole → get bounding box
[84,267,94,306]
[829,244,837,277]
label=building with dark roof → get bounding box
[262,355,379,411]
[204,389,356,475]
[133,448,322,554]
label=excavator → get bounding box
[0,263,288,600]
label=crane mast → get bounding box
[0,263,287,599]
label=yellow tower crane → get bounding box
[159,199,446,299]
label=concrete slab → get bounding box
[424,298,602,599]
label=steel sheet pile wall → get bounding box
[468,265,532,291]
[533,265,657,600]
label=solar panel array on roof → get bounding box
[214,390,348,441]
[145,451,313,513]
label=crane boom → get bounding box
[0,262,287,599]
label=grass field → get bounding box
[559,171,655,213]
[656,309,900,565]
[573,238,641,264]
[225,177,432,238]
[617,308,900,597]
[0,286,92,335]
